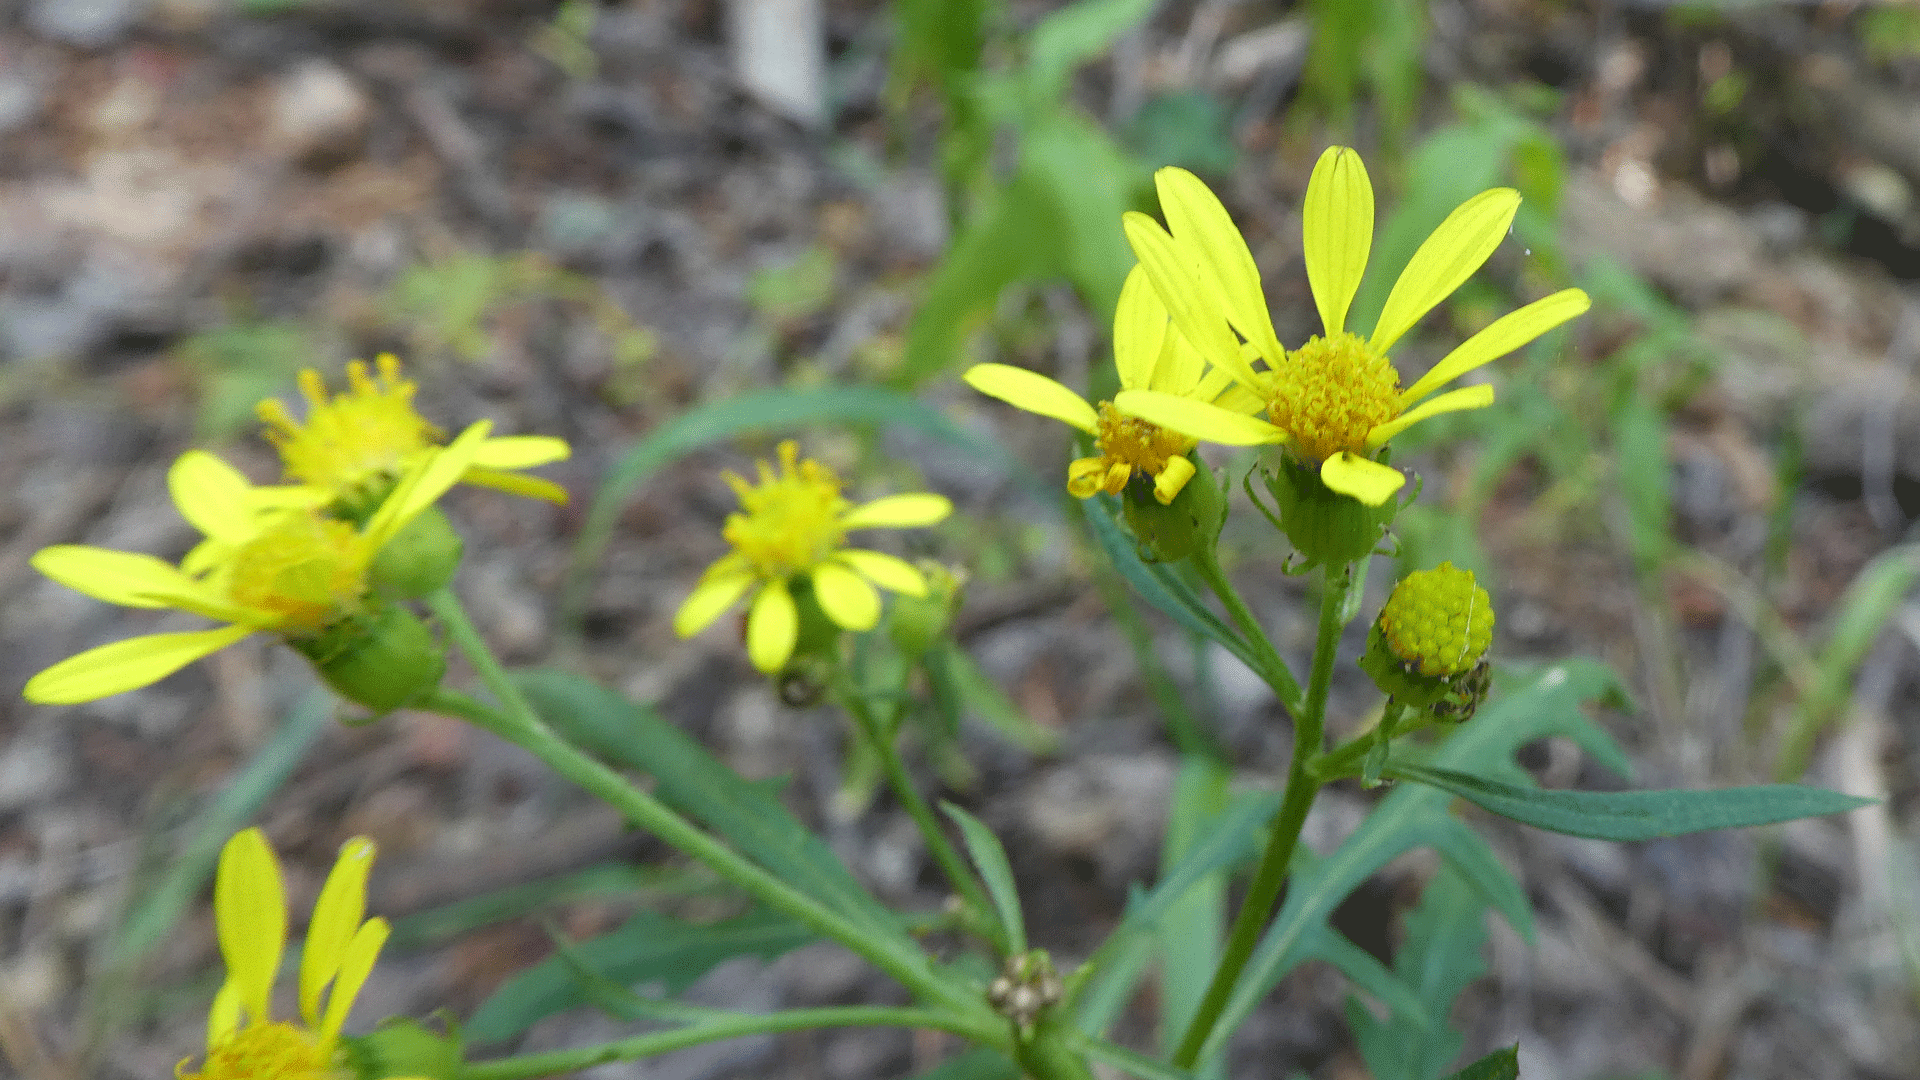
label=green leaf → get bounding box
[1157,759,1228,1070]
[1348,867,1486,1080]
[1023,0,1158,106]
[512,670,921,959]
[1019,113,1140,322]
[564,385,1045,623]
[1779,543,1920,779]
[1081,497,1265,680]
[1441,1045,1519,1080]
[467,907,816,1042]
[387,863,712,950]
[941,802,1028,955]
[1387,764,1873,842]
[1070,1032,1201,1080]
[908,1047,1022,1080]
[928,644,1062,754]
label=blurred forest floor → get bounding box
[0,1,1917,1078]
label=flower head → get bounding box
[1115,151,1590,505]
[1377,562,1493,678]
[259,354,572,512]
[23,427,485,705]
[178,828,421,1080]
[963,266,1261,505]
[674,441,951,673]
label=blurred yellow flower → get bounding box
[674,441,951,673]
[23,428,485,704]
[259,354,571,510]
[177,828,421,1080]
[1116,150,1590,506]
[963,266,1261,505]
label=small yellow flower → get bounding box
[259,354,572,510]
[962,265,1262,505]
[1115,150,1591,505]
[674,441,951,673]
[23,427,488,704]
[177,828,422,1080]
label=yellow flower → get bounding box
[1115,150,1591,505]
[962,265,1262,505]
[178,828,422,1080]
[258,354,572,510]
[674,441,952,673]
[23,426,487,704]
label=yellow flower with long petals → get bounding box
[259,353,571,510]
[674,441,952,673]
[178,828,423,1080]
[962,265,1263,505]
[1115,149,1590,505]
[23,426,487,704]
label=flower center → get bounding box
[257,355,441,510]
[722,441,847,580]
[177,1021,336,1080]
[227,513,366,629]
[1266,332,1400,463]
[1378,562,1493,678]
[1093,401,1191,480]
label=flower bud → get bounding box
[368,506,464,599]
[344,1018,463,1080]
[1359,563,1493,708]
[1256,457,1403,569]
[889,562,966,660]
[293,602,447,713]
[1122,453,1224,563]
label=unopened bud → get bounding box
[369,506,464,599]
[890,562,965,659]
[1359,563,1494,708]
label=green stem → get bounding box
[1311,704,1436,782]
[1192,548,1305,715]
[1169,564,1351,1068]
[832,676,999,949]
[456,1006,979,1080]
[421,591,995,1030]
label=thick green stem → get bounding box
[1193,549,1305,715]
[833,678,999,948]
[421,591,994,1029]
[455,1006,978,1080]
[1169,564,1352,1068]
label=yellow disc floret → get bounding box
[226,513,367,631]
[721,441,849,580]
[1267,332,1401,463]
[1066,401,1196,499]
[177,1021,336,1080]
[1377,562,1493,678]
[257,355,441,505]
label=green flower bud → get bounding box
[293,602,447,714]
[369,506,464,599]
[1358,563,1493,708]
[344,1017,464,1080]
[1254,456,1405,570]
[890,562,966,660]
[1122,454,1224,563]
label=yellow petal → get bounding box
[33,546,196,610]
[963,364,1097,433]
[169,452,259,544]
[1066,457,1106,498]
[1111,265,1167,392]
[205,980,243,1049]
[812,562,881,631]
[1320,452,1406,506]
[1113,389,1286,447]
[835,549,927,596]
[746,582,798,673]
[471,435,571,469]
[461,466,569,504]
[1121,212,1264,392]
[1155,167,1286,363]
[840,493,951,529]
[1398,287,1590,407]
[1302,146,1374,337]
[1153,455,1197,504]
[301,837,376,1030]
[674,564,756,637]
[23,625,254,704]
[364,421,492,550]
[216,828,286,1026]
[318,917,388,1045]
[1148,324,1205,397]
[1369,188,1522,356]
[1101,461,1131,495]
[1368,384,1496,447]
